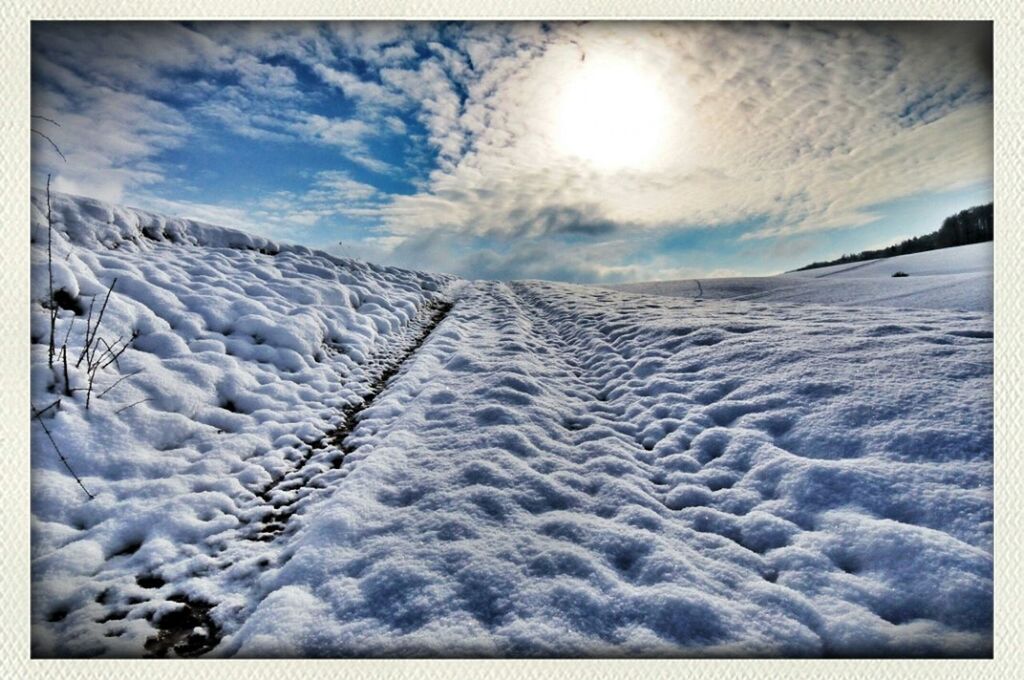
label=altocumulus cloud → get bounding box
[31,21,992,282]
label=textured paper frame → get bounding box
[2,2,1019,678]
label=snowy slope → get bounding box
[29,191,454,656]
[784,241,992,279]
[31,194,992,658]
[611,242,993,312]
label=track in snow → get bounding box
[122,296,457,657]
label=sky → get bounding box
[30,21,993,283]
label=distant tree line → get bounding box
[795,203,993,272]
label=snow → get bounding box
[31,192,992,658]
[611,242,993,312]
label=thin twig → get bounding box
[31,404,93,500]
[99,336,132,371]
[46,175,55,367]
[34,398,62,417]
[92,336,121,370]
[89,278,116,355]
[59,316,74,396]
[61,344,71,396]
[76,296,96,368]
[31,114,61,127]
[85,365,97,410]
[96,369,142,399]
[86,336,125,409]
[61,314,75,348]
[114,397,151,415]
[76,278,116,369]
[32,130,67,163]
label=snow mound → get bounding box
[612,242,992,312]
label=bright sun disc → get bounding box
[554,55,670,171]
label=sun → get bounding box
[553,53,671,172]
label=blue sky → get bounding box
[31,21,993,282]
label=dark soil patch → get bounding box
[144,596,220,658]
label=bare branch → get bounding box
[85,368,96,409]
[76,278,116,368]
[97,369,142,399]
[114,397,151,415]
[61,314,76,349]
[32,403,94,500]
[46,175,55,367]
[99,336,132,371]
[31,114,61,127]
[60,344,71,396]
[34,398,62,417]
[32,129,66,163]
[92,336,122,370]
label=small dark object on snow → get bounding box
[891,271,910,277]
[144,597,220,658]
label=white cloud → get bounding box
[313,64,405,107]
[371,22,991,239]
[32,56,191,202]
[312,171,379,202]
[293,114,373,149]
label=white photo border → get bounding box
[2,2,1018,678]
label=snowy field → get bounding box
[611,242,993,312]
[30,192,993,658]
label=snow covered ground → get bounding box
[610,242,993,312]
[31,193,993,658]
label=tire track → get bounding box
[248,296,456,539]
[91,293,458,658]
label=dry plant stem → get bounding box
[86,335,134,408]
[32,130,66,162]
[76,278,117,369]
[32,116,66,162]
[35,398,62,417]
[100,337,132,371]
[61,314,75,347]
[31,114,61,127]
[95,335,126,370]
[32,404,94,500]
[60,317,75,396]
[92,337,119,368]
[115,397,151,415]
[61,345,71,397]
[85,369,96,410]
[78,296,96,368]
[46,174,55,367]
[97,369,142,400]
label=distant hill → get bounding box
[794,203,993,272]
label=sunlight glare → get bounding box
[553,54,672,172]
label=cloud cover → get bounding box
[31,21,993,281]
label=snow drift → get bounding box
[30,192,993,658]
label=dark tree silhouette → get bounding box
[795,203,993,272]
